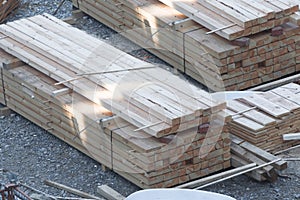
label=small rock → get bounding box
[274,188,280,193]
[294,194,300,199]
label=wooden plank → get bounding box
[45,180,104,200]
[261,92,300,112]
[197,0,254,28]
[227,100,276,126]
[97,185,125,200]
[242,94,290,118]
[271,83,300,106]
[231,155,266,182]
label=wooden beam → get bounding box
[44,180,104,200]
[97,185,125,200]
[0,106,12,116]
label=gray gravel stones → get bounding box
[0,114,138,196]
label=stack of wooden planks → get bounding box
[0,14,232,188]
[0,50,285,187]
[230,135,287,182]
[72,0,300,91]
[226,82,300,153]
[0,0,19,23]
[101,117,231,188]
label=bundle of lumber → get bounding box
[0,0,19,23]
[1,57,283,188]
[72,0,300,91]
[0,15,232,188]
[226,82,300,153]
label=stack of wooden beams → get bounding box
[226,82,300,153]
[0,15,232,188]
[0,0,19,23]
[72,0,300,91]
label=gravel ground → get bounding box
[1,0,300,199]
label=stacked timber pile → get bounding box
[230,135,287,182]
[0,14,232,188]
[72,0,300,91]
[226,82,300,153]
[0,50,285,188]
[0,0,19,23]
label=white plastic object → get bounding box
[125,189,236,200]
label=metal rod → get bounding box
[206,23,236,35]
[274,144,300,155]
[134,121,164,132]
[54,77,83,86]
[194,158,282,190]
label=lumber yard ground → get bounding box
[0,0,300,199]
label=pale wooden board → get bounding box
[227,100,276,126]
[242,94,290,118]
